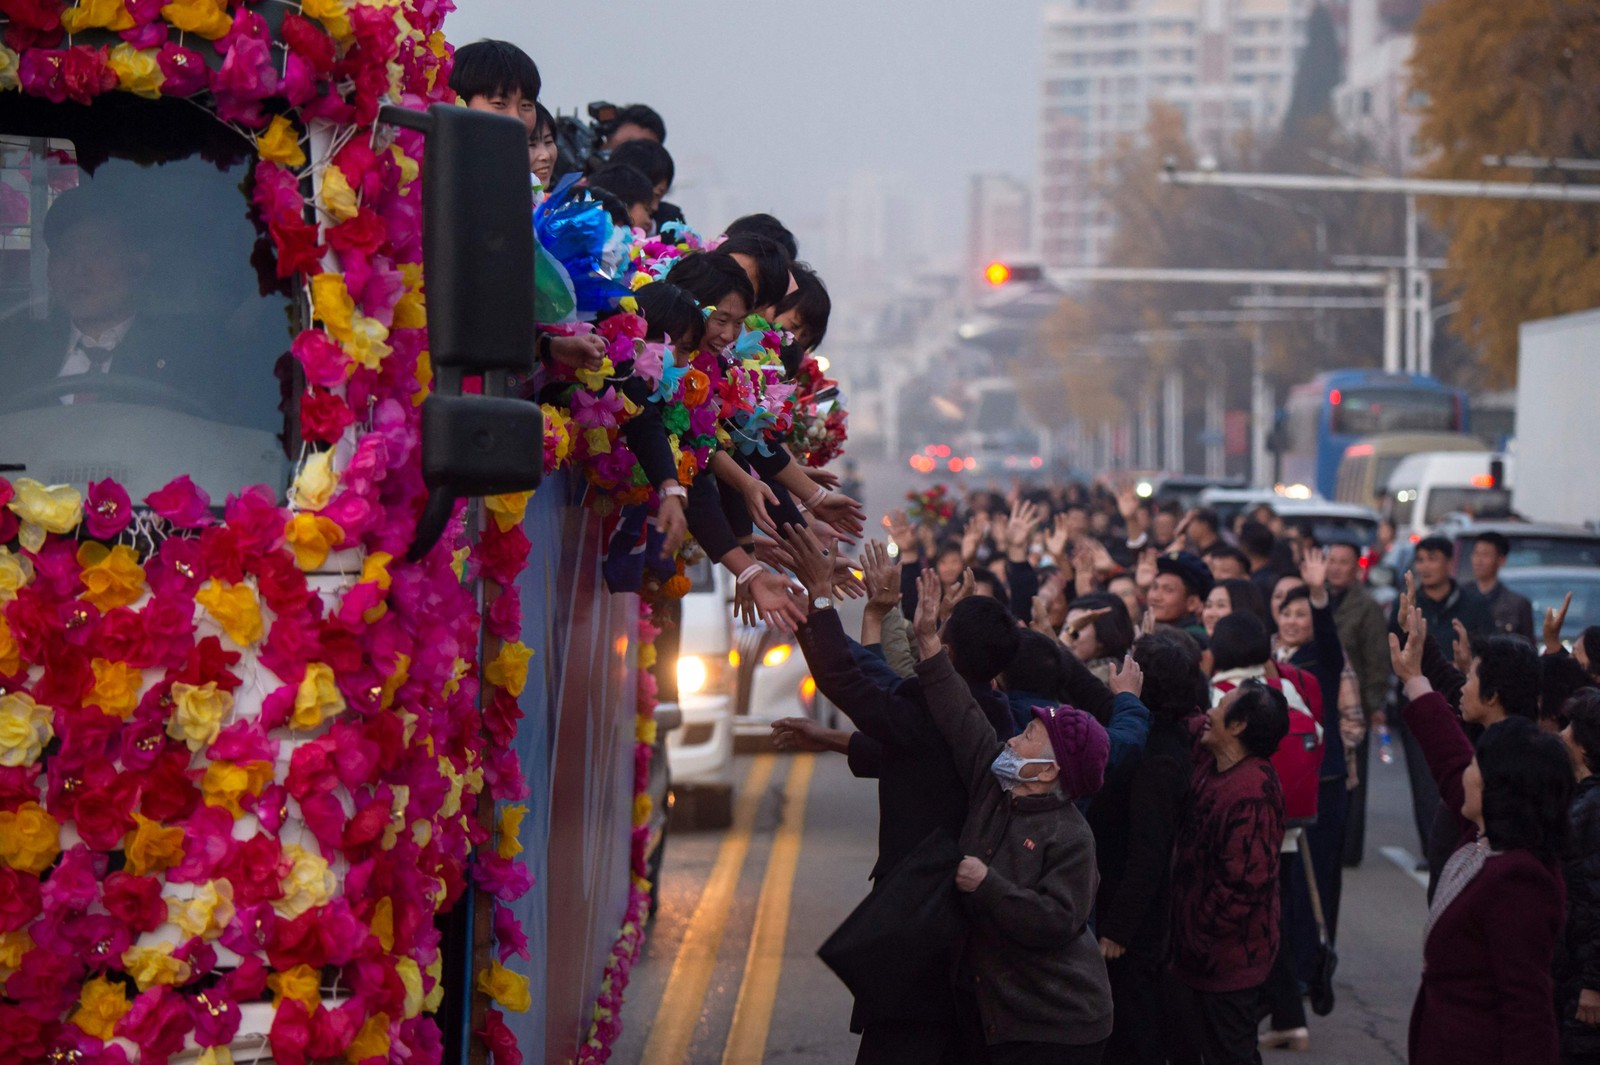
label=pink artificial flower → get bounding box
[144,475,213,528]
[154,41,208,96]
[85,478,133,538]
[492,903,530,962]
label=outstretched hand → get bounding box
[1108,652,1144,698]
[1545,591,1574,654]
[860,540,902,614]
[913,568,943,659]
[1388,604,1426,685]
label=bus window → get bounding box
[0,98,293,505]
[1423,487,1513,525]
[1332,389,1458,435]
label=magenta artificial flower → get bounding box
[570,387,623,431]
[291,329,350,388]
[144,475,213,528]
[155,41,208,95]
[492,903,530,963]
[223,485,287,557]
[0,867,42,932]
[85,478,133,538]
[269,998,314,1065]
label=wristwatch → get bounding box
[811,595,834,612]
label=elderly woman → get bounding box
[1393,606,1572,1065]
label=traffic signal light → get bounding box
[984,261,1012,286]
[982,262,1043,286]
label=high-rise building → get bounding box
[966,173,1033,284]
[1332,0,1428,172]
[1036,0,1313,267]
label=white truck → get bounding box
[1515,308,1600,525]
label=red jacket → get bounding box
[1403,690,1564,1065]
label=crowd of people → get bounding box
[761,481,1600,1065]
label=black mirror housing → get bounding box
[420,395,543,497]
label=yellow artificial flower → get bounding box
[484,492,532,533]
[541,405,573,465]
[258,115,307,168]
[201,759,274,817]
[278,844,336,919]
[300,0,350,37]
[77,542,146,611]
[635,714,657,746]
[0,616,18,677]
[638,642,657,672]
[0,548,32,602]
[396,957,424,1018]
[423,957,445,1011]
[72,975,132,1039]
[292,450,338,512]
[348,1012,392,1061]
[346,314,393,370]
[268,963,323,1011]
[0,692,52,768]
[0,45,19,92]
[393,263,425,329]
[370,896,395,951]
[284,512,345,571]
[107,43,163,98]
[379,653,410,710]
[120,943,191,990]
[125,812,184,876]
[414,349,433,404]
[8,478,82,551]
[168,878,235,939]
[319,164,360,221]
[495,804,526,859]
[159,0,231,38]
[62,0,134,32]
[475,961,531,1013]
[167,680,233,751]
[485,641,533,697]
[88,658,142,717]
[197,1049,234,1065]
[633,792,653,828]
[311,274,355,343]
[0,801,59,874]
[583,427,614,456]
[0,928,33,973]
[292,661,345,730]
[195,579,264,646]
[390,142,420,188]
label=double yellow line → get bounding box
[638,753,816,1065]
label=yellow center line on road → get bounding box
[640,753,778,1065]
[721,753,816,1065]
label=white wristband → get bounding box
[805,487,829,509]
[736,564,763,586]
[662,485,688,501]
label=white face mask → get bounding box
[990,747,1055,790]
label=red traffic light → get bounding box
[984,262,1012,286]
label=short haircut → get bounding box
[1192,508,1220,533]
[725,213,799,260]
[663,251,755,313]
[1203,543,1251,571]
[1210,612,1272,672]
[1584,627,1600,678]
[631,281,702,349]
[1473,634,1542,721]
[1004,629,1067,698]
[1542,653,1592,725]
[971,569,1005,599]
[776,262,831,350]
[1238,520,1275,561]
[608,138,675,191]
[587,163,654,210]
[1279,585,1312,611]
[615,104,667,143]
[1325,539,1361,560]
[1225,680,1292,760]
[1215,578,1269,627]
[1475,531,1511,558]
[1131,632,1207,721]
[943,596,1021,685]
[1416,535,1454,559]
[1563,688,1600,774]
[1475,715,1572,863]
[449,40,541,104]
[934,540,964,563]
[717,231,792,309]
[1068,591,1133,660]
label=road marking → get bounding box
[722,754,816,1065]
[1381,845,1431,890]
[640,754,778,1065]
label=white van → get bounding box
[1386,451,1515,541]
[661,554,737,824]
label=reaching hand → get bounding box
[657,495,687,559]
[1046,513,1071,560]
[811,492,866,540]
[779,522,836,600]
[807,468,842,490]
[752,537,796,572]
[1300,546,1329,592]
[1398,570,1417,628]
[1545,591,1574,654]
[961,516,986,564]
[751,570,807,632]
[733,579,758,627]
[740,475,782,539]
[941,567,978,622]
[1108,651,1144,697]
[913,568,943,659]
[1388,604,1425,685]
[859,540,902,615]
[1098,937,1126,960]
[1140,606,1158,637]
[771,716,841,753]
[548,333,608,371]
[1134,547,1158,591]
[832,555,868,600]
[1007,499,1044,559]
[955,856,989,893]
[886,509,916,554]
[1031,595,1056,637]
[1450,618,1473,678]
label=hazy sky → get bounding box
[445,0,1044,257]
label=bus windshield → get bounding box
[0,99,293,505]
[1332,389,1458,436]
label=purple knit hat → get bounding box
[1031,703,1110,800]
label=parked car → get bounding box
[1270,499,1382,556]
[1154,474,1247,513]
[1371,520,1600,609]
[1501,566,1600,646]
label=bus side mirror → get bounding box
[379,104,541,560]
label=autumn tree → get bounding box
[1412,0,1600,383]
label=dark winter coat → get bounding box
[1559,775,1600,1057]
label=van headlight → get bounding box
[762,643,793,668]
[678,655,711,695]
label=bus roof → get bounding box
[1292,370,1458,392]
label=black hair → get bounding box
[943,596,1021,685]
[1203,543,1251,572]
[725,213,799,260]
[1416,535,1454,559]
[717,231,792,310]
[1476,715,1572,863]
[1581,627,1600,676]
[971,570,1006,600]
[1192,508,1220,533]
[532,102,556,140]
[41,185,138,249]
[1564,688,1600,775]
[448,40,541,105]
[1540,653,1591,724]
[587,163,654,210]
[1474,531,1511,558]
[1279,585,1312,611]
[1131,632,1207,721]
[1238,520,1275,561]
[1215,577,1269,628]
[1473,633,1542,721]
[934,540,964,564]
[632,281,703,349]
[1225,680,1292,760]
[1210,612,1271,672]
[614,104,666,143]
[1067,591,1133,660]
[1325,539,1362,559]
[775,262,831,350]
[663,252,755,313]
[607,138,675,191]
[1004,630,1067,698]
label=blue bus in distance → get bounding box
[1280,370,1469,499]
